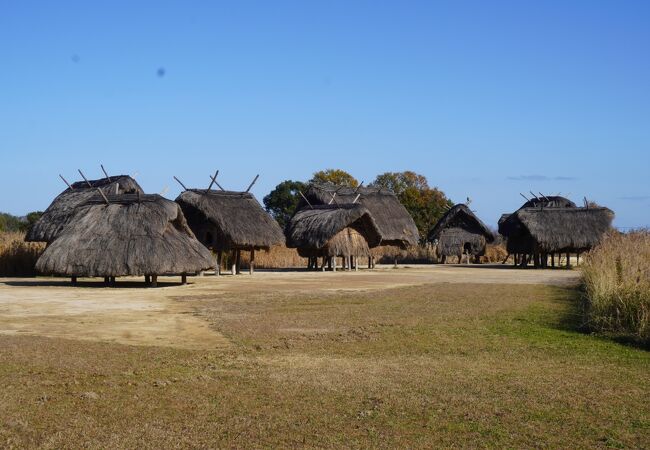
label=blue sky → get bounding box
[1,1,649,228]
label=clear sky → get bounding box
[1,1,649,229]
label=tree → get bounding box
[263,180,307,229]
[310,169,359,187]
[0,211,43,233]
[371,171,453,241]
[21,211,43,233]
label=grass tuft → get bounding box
[582,230,650,345]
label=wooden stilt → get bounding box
[151,275,158,288]
[394,257,398,268]
[576,252,580,266]
[181,274,187,285]
[551,253,555,268]
[250,248,255,275]
[354,256,358,271]
[332,257,337,272]
[321,257,327,271]
[145,275,151,285]
[71,276,77,285]
[235,249,241,274]
[216,250,222,276]
[328,257,332,271]
[104,276,110,284]
[566,252,571,268]
[348,256,352,271]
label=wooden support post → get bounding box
[151,275,158,288]
[576,252,580,266]
[394,257,398,268]
[566,252,571,268]
[354,256,358,271]
[145,275,151,285]
[216,250,222,276]
[181,274,187,285]
[551,253,555,268]
[235,249,241,274]
[250,248,255,275]
[368,256,372,269]
[347,256,352,271]
[71,276,77,285]
[328,257,332,271]
[321,257,327,272]
[332,257,337,272]
[231,251,237,275]
[104,276,110,284]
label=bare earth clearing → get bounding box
[0,265,578,348]
[1,265,648,448]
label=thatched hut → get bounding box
[428,204,494,263]
[36,193,214,286]
[175,189,285,275]
[285,204,381,271]
[26,175,143,243]
[499,200,614,268]
[298,183,419,266]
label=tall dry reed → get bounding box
[0,232,45,276]
[582,230,650,343]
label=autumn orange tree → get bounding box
[371,171,453,241]
[310,169,359,187]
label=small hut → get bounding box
[27,173,143,243]
[285,204,381,271]
[428,204,494,263]
[299,183,419,266]
[175,184,285,275]
[36,193,214,286]
[499,197,614,267]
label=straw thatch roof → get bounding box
[428,204,494,257]
[299,183,419,248]
[286,204,381,257]
[175,189,285,251]
[499,206,614,253]
[36,193,214,277]
[26,175,143,243]
[520,196,576,209]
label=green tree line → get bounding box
[0,212,43,233]
[263,169,453,241]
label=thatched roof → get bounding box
[36,193,214,277]
[428,204,494,242]
[499,207,614,253]
[427,204,494,257]
[26,175,143,243]
[520,196,576,209]
[286,204,381,257]
[299,183,419,248]
[175,189,285,251]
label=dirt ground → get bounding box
[0,264,579,350]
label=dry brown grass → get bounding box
[0,232,44,276]
[0,283,648,448]
[482,242,509,263]
[582,230,650,343]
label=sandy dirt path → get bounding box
[0,265,580,349]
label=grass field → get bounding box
[1,280,648,448]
